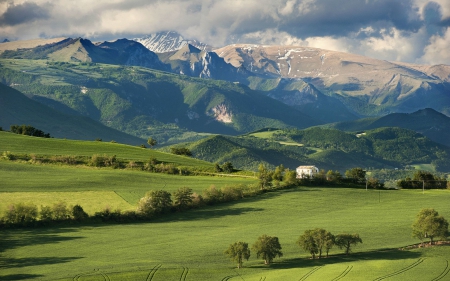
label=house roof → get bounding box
[296,165,317,169]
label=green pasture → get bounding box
[2,187,450,280]
[0,161,255,208]
[0,131,213,168]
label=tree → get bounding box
[147,137,157,148]
[222,162,234,173]
[172,187,193,210]
[284,169,297,185]
[326,170,343,184]
[72,205,89,221]
[170,147,192,156]
[137,190,173,216]
[412,208,449,245]
[252,234,283,265]
[297,228,334,259]
[224,242,251,268]
[258,164,273,190]
[214,163,223,173]
[297,229,318,259]
[272,164,285,182]
[345,168,366,184]
[335,233,362,255]
[366,177,384,189]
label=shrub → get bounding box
[72,205,89,221]
[52,201,71,220]
[203,185,223,204]
[2,151,15,160]
[89,154,118,168]
[3,203,38,225]
[40,205,54,221]
[221,185,243,201]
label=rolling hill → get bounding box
[326,108,450,147]
[0,59,319,143]
[182,127,450,173]
[0,83,145,144]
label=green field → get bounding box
[0,131,213,169]
[2,185,450,280]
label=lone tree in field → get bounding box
[224,241,251,268]
[335,233,362,255]
[345,167,366,184]
[252,234,283,265]
[137,190,172,216]
[412,208,449,245]
[147,137,157,148]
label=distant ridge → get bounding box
[327,108,450,147]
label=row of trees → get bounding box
[224,231,363,268]
[397,171,448,189]
[257,165,385,190]
[10,124,51,138]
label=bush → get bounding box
[52,201,71,220]
[3,203,38,225]
[72,205,89,221]
[170,147,192,156]
[2,151,15,160]
[203,185,223,204]
[89,154,118,168]
[40,205,54,221]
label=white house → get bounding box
[296,165,319,179]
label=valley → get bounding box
[0,32,449,281]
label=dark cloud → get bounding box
[274,0,422,39]
[0,1,51,26]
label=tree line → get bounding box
[225,231,363,268]
[9,124,51,138]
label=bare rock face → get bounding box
[134,31,210,53]
[215,44,450,117]
[210,104,232,123]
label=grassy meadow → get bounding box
[1,133,450,280]
[1,185,450,280]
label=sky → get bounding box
[0,0,449,65]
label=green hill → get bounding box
[0,131,213,169]
[183,127,450,173]
[0,83,144,145]
[0,59,319,143]
[327,108,450,147]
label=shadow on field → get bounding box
[252,249,422,269]
[0,274,44,280]
[0,227,84,270]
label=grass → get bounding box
[1,187,450,280]
[0,161,256,206]
[0,131,213,168]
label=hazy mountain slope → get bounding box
[327,108,450,147]
[157,44,251,83]
[0,59,319,142]
[0,83,145,144]
[0,38,168,70]
[134,31,211,53]
[0,37,67,53]
[215,44,450,117]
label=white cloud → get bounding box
[419,27,450,64]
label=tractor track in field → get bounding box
[73,269,110,281]
[432,260,450,281]
[298,266,323,281]
[331,265,353,281]
[221,275,235,281]
[259,277,266,281]
[180,266,189,281]
[146,264,162,281]
[373,258,425,281]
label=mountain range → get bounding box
[0,32,449,172]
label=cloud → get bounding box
[0,1,50,26]
[0,0,449,65]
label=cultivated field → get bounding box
[1,133,450,280]
[1,184,450,280]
